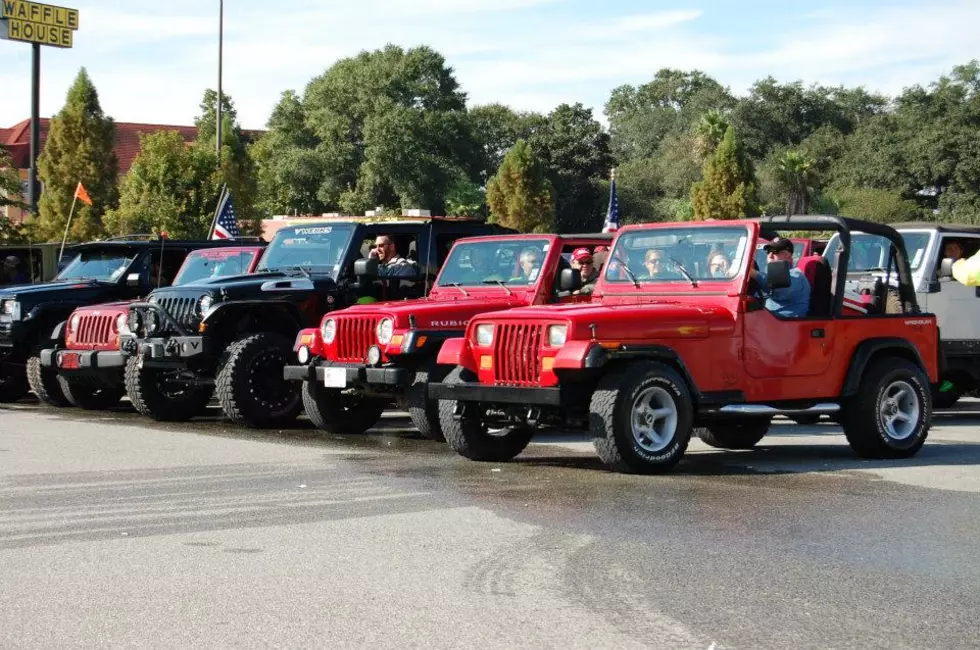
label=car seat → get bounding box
[798,255,832,317]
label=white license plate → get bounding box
[323,367,347,388]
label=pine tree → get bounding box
[690,126,760,220]
[486,140,555,232]
[36,68,118,241]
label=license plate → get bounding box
[60,352,81,369]
[323,367,347,388]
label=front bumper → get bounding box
[40,348,125,372]
[0,318,26,349]
[284,361,412,388]
[427,381,562,406]
[120,335,212,363]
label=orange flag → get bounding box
[74,182,93,206]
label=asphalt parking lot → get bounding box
[2,399,979,649]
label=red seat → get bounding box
[798,255,832,317]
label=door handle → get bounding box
[811,328,825,338]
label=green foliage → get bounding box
[36,68,118,241]
[444,178,485,217]
[486,139,555,232]
[468,103,542,184]
[775,150,815,216]
[103,131,221,239]
[824,187,923,223]
[691,126,760,220]
[302,44,475,214]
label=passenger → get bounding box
[516,248,541,281]
[642,249,669,279]
[2,256,28,284]
[371,234,415,278]
[571,248,599,295]
[749,237,810,318]
[707,251,731,278]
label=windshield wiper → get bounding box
[289,265,312,279]
[482,279,513,296]
[612,256,641,289]
[669,257,699,288]
[447,282,469,297]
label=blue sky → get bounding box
[0,0,977,130]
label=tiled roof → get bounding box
[1,118,265,172]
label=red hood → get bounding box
[331,292,534,330]
[72,301,133,315]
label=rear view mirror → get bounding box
[126,273,141,287]
[939,258,954,279]
[559,268,581,293]
[354,257,378,278]
[766,260,792,290]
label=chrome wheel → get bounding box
[630,386,678,453]
[878,380,920,441]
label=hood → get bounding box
[73,300,133,315]
[472,301,737,341]
[0,280,120,309]
[338,293,527,330]
[149,271,335,302]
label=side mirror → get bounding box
[766,260,792,290]
[126,273,141,287]
[939,257,954,279]
[559,267,581,293]
[354,257,378,279]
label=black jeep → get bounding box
[120,216,511,428]
[0,237,253,404]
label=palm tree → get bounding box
[778,150,815,216]
[693,109,730,159]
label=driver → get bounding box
[462,246,505,283]
[749,237,810,318]
[371,235,415,278]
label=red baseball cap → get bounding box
[571,247,593,263]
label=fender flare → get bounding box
[840,337,927,396]
[589,344,702,400]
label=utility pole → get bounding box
[28,42,40,215]
[216,0,223,158]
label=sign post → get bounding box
[0,0,80,215]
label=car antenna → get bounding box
[157,232,167,287]
[424,223,434,295]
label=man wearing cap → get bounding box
[571,248,599,295]
[749,238,810,318]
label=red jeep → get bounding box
[283,233,613,439]
[44,247,264,410]
[429,217,940,474]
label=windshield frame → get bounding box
[255,224,355,277]
[171,248,261,286]
[435,236,556,289]
[53,248,142,283]
[823,230,933,275]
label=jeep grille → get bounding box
[152,295,200,332]
[493,323,544,386]
[335,316,379,362]
[74,314,114,345]
[0,321,11,344]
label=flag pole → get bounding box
[59,186,80,262]
[209,184,228,238]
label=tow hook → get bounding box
[452,402,468,422]
[526,408,541,427]
[165,339,181,356]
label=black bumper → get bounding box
[121,335,212,363]
[40,348,125,371]
[0,319,26,349]
[427,381,562,406]
[283,362,412,387]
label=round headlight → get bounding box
[127,310,143,334]
[115,313,130,334]
[547,324,567,347]
[145,310,159,334]
[198,295,213,315]
[376,318,394,345]
[475,324,494,347]
[69,314,80,333]
[297,345,310,364]
[321,318,336,344]
[367,345,382,366]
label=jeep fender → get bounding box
[205,301,305,339]
[582,344,702,400]
[841,338,929,396]
[436,337,476,372]
[48,320,67,345]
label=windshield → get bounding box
[604,226,750,283]
[823,232,929,272]
[437,239,553,286]
[54,250,139,282]
[172,249,260,285]
[256,224,354,275]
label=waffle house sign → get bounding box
[0,1,79,48]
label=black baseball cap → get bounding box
[763,237,794,254]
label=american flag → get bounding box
[210,187,241,240]
[603,173,619,233]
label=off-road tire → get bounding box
[216,333,302,428]
[697,418,771,450]
[437,366,534,462]
[840,357,931,459]
[406,367,448,441]
[0,366,29,403]
[125,356,213,422]
[590,361,693,474]
[301,380,385,434]
[59,378,124,410]
[27,355,71,407]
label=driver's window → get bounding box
[938,237,978,268]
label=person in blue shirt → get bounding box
[749,238,810,318]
